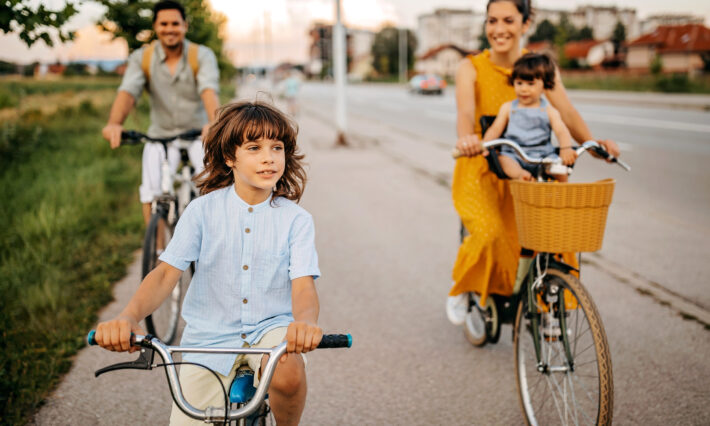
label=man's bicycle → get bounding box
[87,331,352,425]
[121,129,202,344]
[454,139,630,425]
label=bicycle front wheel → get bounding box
[142,213,189,344]
[514,268,613,426]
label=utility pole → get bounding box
[333,0,347,146]
[399,27,407,83]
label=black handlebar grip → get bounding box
[317,334,352,349]
[592,146,610,159]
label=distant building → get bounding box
[626,24,710,73]
[417,9,484,55]
[639,14,705,35]
[306,22,375,80]
[530,6,638,41]
[415,44,475,79]
[564,40,615,68]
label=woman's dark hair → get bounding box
[486,0,532,23]
[153,1,186,23]
[196,101,306,203]
[509,53,556,89]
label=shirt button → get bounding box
[241,333,246,339]
[243,265,249,271]
[248,207,253,213]
[245,228,251,233]
[243,298,248,304]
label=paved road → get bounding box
[34,82,710,425]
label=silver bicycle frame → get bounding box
[135,334,286,423]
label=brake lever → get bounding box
[94,347,155,377]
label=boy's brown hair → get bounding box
[196,101,306,202]
[509,52,556,89]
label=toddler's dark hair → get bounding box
[509,53,556,89]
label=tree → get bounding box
[529,19,556,43]
[611,21,626,54]
[371,26,416,77]
[0,0,81,47]
[577,26,594,41]
[96,0,235,77]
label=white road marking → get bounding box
[584,112,710,133]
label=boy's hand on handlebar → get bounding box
[102,124,123,149]
[94,316,144,353]
[456,134,488,157]
[283,321,322,362]
[559,146,577,165]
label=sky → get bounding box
[1,0,709,65]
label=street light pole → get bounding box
[399,27,407,83]
[333,0,347,146]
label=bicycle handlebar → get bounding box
[120,129,202,145]
[87,330,351,422]
[452,139,631,172]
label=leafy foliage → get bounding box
[611,21,626,53]
[371,26,417,77]
[529,19,556,43]
[0,0,81,47]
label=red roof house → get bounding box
[626,24,710,72]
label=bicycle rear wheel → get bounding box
[143,212,190,344]
[514,268,613,426]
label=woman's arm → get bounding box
[455,58,486,156]
[483,102,511,141]
[545,68,620,157]
[95,262,183,352]
[286,276,322,357]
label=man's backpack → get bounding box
[141,41,200,90]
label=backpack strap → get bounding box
[187,42,200,80]
[141,41,156,90]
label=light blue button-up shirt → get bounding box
[159,186,320,376]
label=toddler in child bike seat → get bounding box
[483,53,577,181]
[93,101,322,426]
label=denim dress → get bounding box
[501,98,555,174]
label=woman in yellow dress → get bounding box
[446,0,621,325]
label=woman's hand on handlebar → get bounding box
[102,123,124,149]
[595,139,620,160]
[94,315,145,353]
[456,134,488,157]
[283,321,323,362]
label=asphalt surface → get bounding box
[33,82,710,425]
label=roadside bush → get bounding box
[655,73,692,93]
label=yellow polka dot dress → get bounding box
[451,50,577,305]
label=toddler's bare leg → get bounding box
[499,155,532,181]
[260,354,307,426]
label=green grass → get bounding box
[0,85,145,426]
[561,72,710,94]
[0,78,236,425]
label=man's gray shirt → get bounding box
[118,40,219,138]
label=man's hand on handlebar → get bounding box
[456,134,488,157]
[94,315,145,353]
[102,123,124,149]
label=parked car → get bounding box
[408,74,446,95]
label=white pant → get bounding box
[139,139,204,203]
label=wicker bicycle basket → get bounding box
[508,178,616,253]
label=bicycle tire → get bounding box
[463,293,496,347]
[142,212,185,345]
[514,268,613,426]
